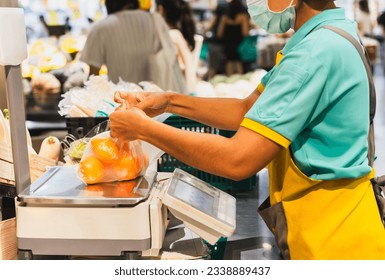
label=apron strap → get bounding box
[319,25,376,167]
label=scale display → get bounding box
[164,169,236,230]
[172,179,215,215]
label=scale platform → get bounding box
[18,165,156,206]
[16,167,236,259]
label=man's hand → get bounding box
[109,107,149,142]
[114,91,147,108]
[114,91,173,117]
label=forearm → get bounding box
[167,90,259,130]
[138,118,279,180]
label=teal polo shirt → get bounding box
[241,8,371,180]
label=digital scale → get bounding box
[0,8,236,260]
[16,167,236,259]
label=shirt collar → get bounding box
[282,8,346,54]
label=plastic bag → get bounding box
[58,76,153,117]
[78,131,148,184]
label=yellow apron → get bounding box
[259,148,385,259]
[257,51,385,260]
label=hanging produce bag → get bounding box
[78,132,148,184]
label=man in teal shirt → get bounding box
[244,7,371,180]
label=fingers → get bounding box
[114,91,126,104]
[110,130,117,139]
[135,93,146,102]
[114,91,148,108]
[109,111,118,138]
[115,103,127,111]
[135,97,151,110]
[109,112,125,143]
[109,108,147,141]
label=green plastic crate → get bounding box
[203,237,228,260]
[158,115,257,192]
[66,117,109,139]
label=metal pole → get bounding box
[3,65,30,194]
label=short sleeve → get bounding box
[243,54,328,147]
[260,68,273,87]
[79,26,105,68]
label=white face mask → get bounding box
[247,0,296,34]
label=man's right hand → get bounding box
[114,91,173,117]
[114,91,147,108]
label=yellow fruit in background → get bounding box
[79,155,104,184]
[60,37,79,54]
[139,0,151,10]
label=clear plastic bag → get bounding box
[78,131,148,184]
[62,120,111,164]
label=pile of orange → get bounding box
[78,156,103,184]
[90,137,119,163]
[78,137,143,185]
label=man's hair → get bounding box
[105,0,139,15]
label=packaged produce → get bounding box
[0,109,10,144]
[38,136,61,162]
[68,140,87,160]
[78,132,148,184]
[58,76,163,118]
[1,109,36,155]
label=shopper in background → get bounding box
[110,0,385,259]
[156,0,197,94]
[79,0,171,85]
[216,0,250,76]
[205,2,228,79]
[356,0,373,37]
[377,9,385,33]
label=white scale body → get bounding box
[16,167,236,258]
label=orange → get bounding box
[78,155,104,184]
[114,180,138,197]
[90,137,119,163]
[136,156,143,174]
[113,152,138,180]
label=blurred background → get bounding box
[0,0,385,260]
